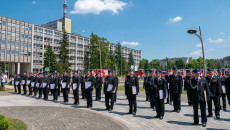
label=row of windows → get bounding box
[1,40,32,47]
[0,31,32,39]
[0,50,31,56]
[0,21,32,31]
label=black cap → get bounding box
[108,70,112,73]
[217,69,222,73]
[126,71,129,74]
[149,70,153,73]
[186,70,191,73]
[207,68,214,72]
[166,69,171,72]
[64,70,68,73]
[173,67,178,71]
[24,71,27,73]
[193,69,200,74]
[129,68,134,72]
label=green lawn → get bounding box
[6,117,27,130]
[0,87,15,92]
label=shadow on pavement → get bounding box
[109,111,127,116]
[167,121,192,126]
[135,115,155,119]
[91,108,106,112]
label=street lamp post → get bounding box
[99,41,102,74]
[116,41,122,78]
[187,25,206,77]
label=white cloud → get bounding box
[169,16,183,23]
[32,1,36,4]
[190,50,201,56]
[121,41,140,47]
[208,38,224,43]
[195,44,201,48]
[220,32,224,35]
[70,0,127,15]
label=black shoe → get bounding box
[177,110,180,113]
[192,123,198,125]
[223,108,227,111]
[160,116,163,120]
[108,108,112,111]
[127,112,132,114]
[154,115,160,118]
[216,115,220,119]
[165,102,169,104]
[207,114,212,117]
[169,103,172,105]
[86,106,89,108]
[171,110,177,112]
[133,112,136,116]
[89,106,92,108]
[202,122,206,127]
[94,99,98,101]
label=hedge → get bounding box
[0,115,9,130]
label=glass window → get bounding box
[25,35,28,38]
[16,33,19,38]
[1,40,5,44]
[15,42,19,46]
[7,50,10,54]
[7,32,11,36]
[11,42,15,45]
[28,36,31,39]
[20,52,23,56]
[15,51,19,55]
[25,27,28,31]
[21,34,24,38]
[1,50,5,54]
[2,21,6,26]
[11,50,15,55]
[7,41,11,45]
[29,27,32,31]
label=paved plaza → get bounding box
[0,90,230,130]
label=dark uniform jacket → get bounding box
[128,75,139,95]
[206,76,221,97]
[95,76,103,89]
[72,76,81,90]
[148,75,156,94]
[27,76,33,85]
[42,77,50,88]
[15,77,21,85]
[143,76,149,89]
[104,75,115,94]
[169,74,183,94]
[217,75,226,94]
[50,77,58,89]
[81,75,85,90]
[191,77,210,102]
[21,75,28,85]
[125,75,130,95]
[154,77,167,99]
[85,75,96,91]
[62,75,71,88]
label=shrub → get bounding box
[0,115,9,130]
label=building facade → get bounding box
[0,16,141,75]
[160,57,193,67]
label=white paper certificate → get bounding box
[15,81,19,85]
[159,90,164,99]
[31,82,35,87]
[168,83,170,89]
[73,83,77,90]
[12,81,14,85]
[50,84,55,89]
[107,84,113,92]
[112,87,116,93]
[132,86,137,95]
[42,83,47,88]
[36,83,40,87]
[222,86,226,94]
[26,80,31,85]
[21,80,25,85]
[79,84,81,90]
[85,82,92,89]
[62,82,67,88]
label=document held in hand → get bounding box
[107,84,113,92]
[85,82,92,89]
[222,86,226,94]
[42,83,47,88]
[79,84,81,90]
[15,81,19,85]
[31,82,35,87]
[26,80,31,85]
[62,82,67,88]
[50,84,55,89]
[36,83,40,87]
[132,86,137,95]
[21,80,25,85]
[73,83,77,90]
[159,90,164,99]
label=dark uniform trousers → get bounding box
[105,93,115,109]
[85,89,93,107]
[156,98,165,117]
[58,84,61,96]
[96,87,101,100]
[17,84,21,94]
[149,88,156,108]
[81,87,85,99]
[51,89,58,100]
[63,88,70,102]
[127,89,137,113]
[28,84,33,95]
[39,87,43,98]
[172,93,181,111]
[167,88,173,104]
[208,96,220,116]
[33,87,38,97]
[221,93,227,109]
[43,87,49,100]
[23,84,27,94]
[73,90,79,104]
[14,84,17,93]
[193,101,207,123]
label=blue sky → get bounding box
[1,0,230,61]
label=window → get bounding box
[1,50,5,54]
[20,52,24,56]
[16,33,19,38]
[25,27,28,31]
[25,35,28,38]
[7,50,10,54]
[2,21,6,26]
[7,41,11,45]
[15,51,19,55]
[1,40,5,44]
[15,42,19,46]
[7,32,11,36]
[11,42,15,45]
[29,27,32,31]
[11,50,15,55]
[21,34,24,38]
[28,36,31,39]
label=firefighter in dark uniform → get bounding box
[143,69,150,101]
[206,69,221,119]
[154,70,167,120]
[16,74,21,94]
[38,73,43,99]
[72,70,81,105]
[226,73,230,107]
[184,70,193,106]
[191,69,210,127]
[113,71,119,103]
[62,70,70,102]
[95,72,103,101]
[104,70,116,111]
[217,69,227,111]
[28,72,33,95]
[124,71,130,99]
[33,73,38,97]
[50,74,58,101]
[169,68,183,113]
[85,70,96,108]
[127,68,139,115]
[148,69,156,109]
[165,69,172,104]
[81,72,86,99]
[21,72,28,95]
[56,73,62,96]
[43,73,50,100]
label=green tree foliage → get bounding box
[87,33,110,69]
[225,65,230,68]
[149,59,161,69]
[139,59,149,69]
[165,57,174,69]
[128,51,134,67]
[175,59,185,69]
[58,31,71,73]
[122,57,129,75]
[115,42,122,73]
[108,46,115,70]
[43,43,57,73]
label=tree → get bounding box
[87,33,110,69]
[149,59,161,69]
[115,42,122,73]
[128,51,134,67]
[165,57,174,69]
[139,59,149,69]
[175,59,185,69]
[108,46,115,70]
[122,57,129,75]
[58,31,71,73]
[225,65,230,68]
[43,43,57,73]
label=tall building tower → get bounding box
[63,0,67,18]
